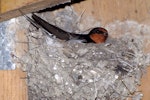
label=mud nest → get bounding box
[13,6,150,100]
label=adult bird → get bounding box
[25,13,108,43]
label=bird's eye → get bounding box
[96,30,100,33]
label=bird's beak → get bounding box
[104,32,108,37]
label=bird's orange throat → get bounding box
[90,33,107,43]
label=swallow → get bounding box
[25,13,108,43]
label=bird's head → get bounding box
[88,27,108,43]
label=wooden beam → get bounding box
[73,0,150,25]
[0,0,70,22]
[139,67,150,100]
[0,68,27,100]
[0,16,29,100]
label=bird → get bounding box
[25,13,108,43]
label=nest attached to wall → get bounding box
[13,6,150,100]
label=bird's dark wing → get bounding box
[24,14,54,38]
[31,14,71,40]
[24,14,40,29]
[25,13,90,42]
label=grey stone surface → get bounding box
[0,21,14,70]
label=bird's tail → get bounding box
[31,14,71,40]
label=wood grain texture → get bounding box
[0,68,27,100]
[139,67,150,100]
[73,0,150,25]
[0,20,29,100]
[0,0,70,22]
[1,0,39,13]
